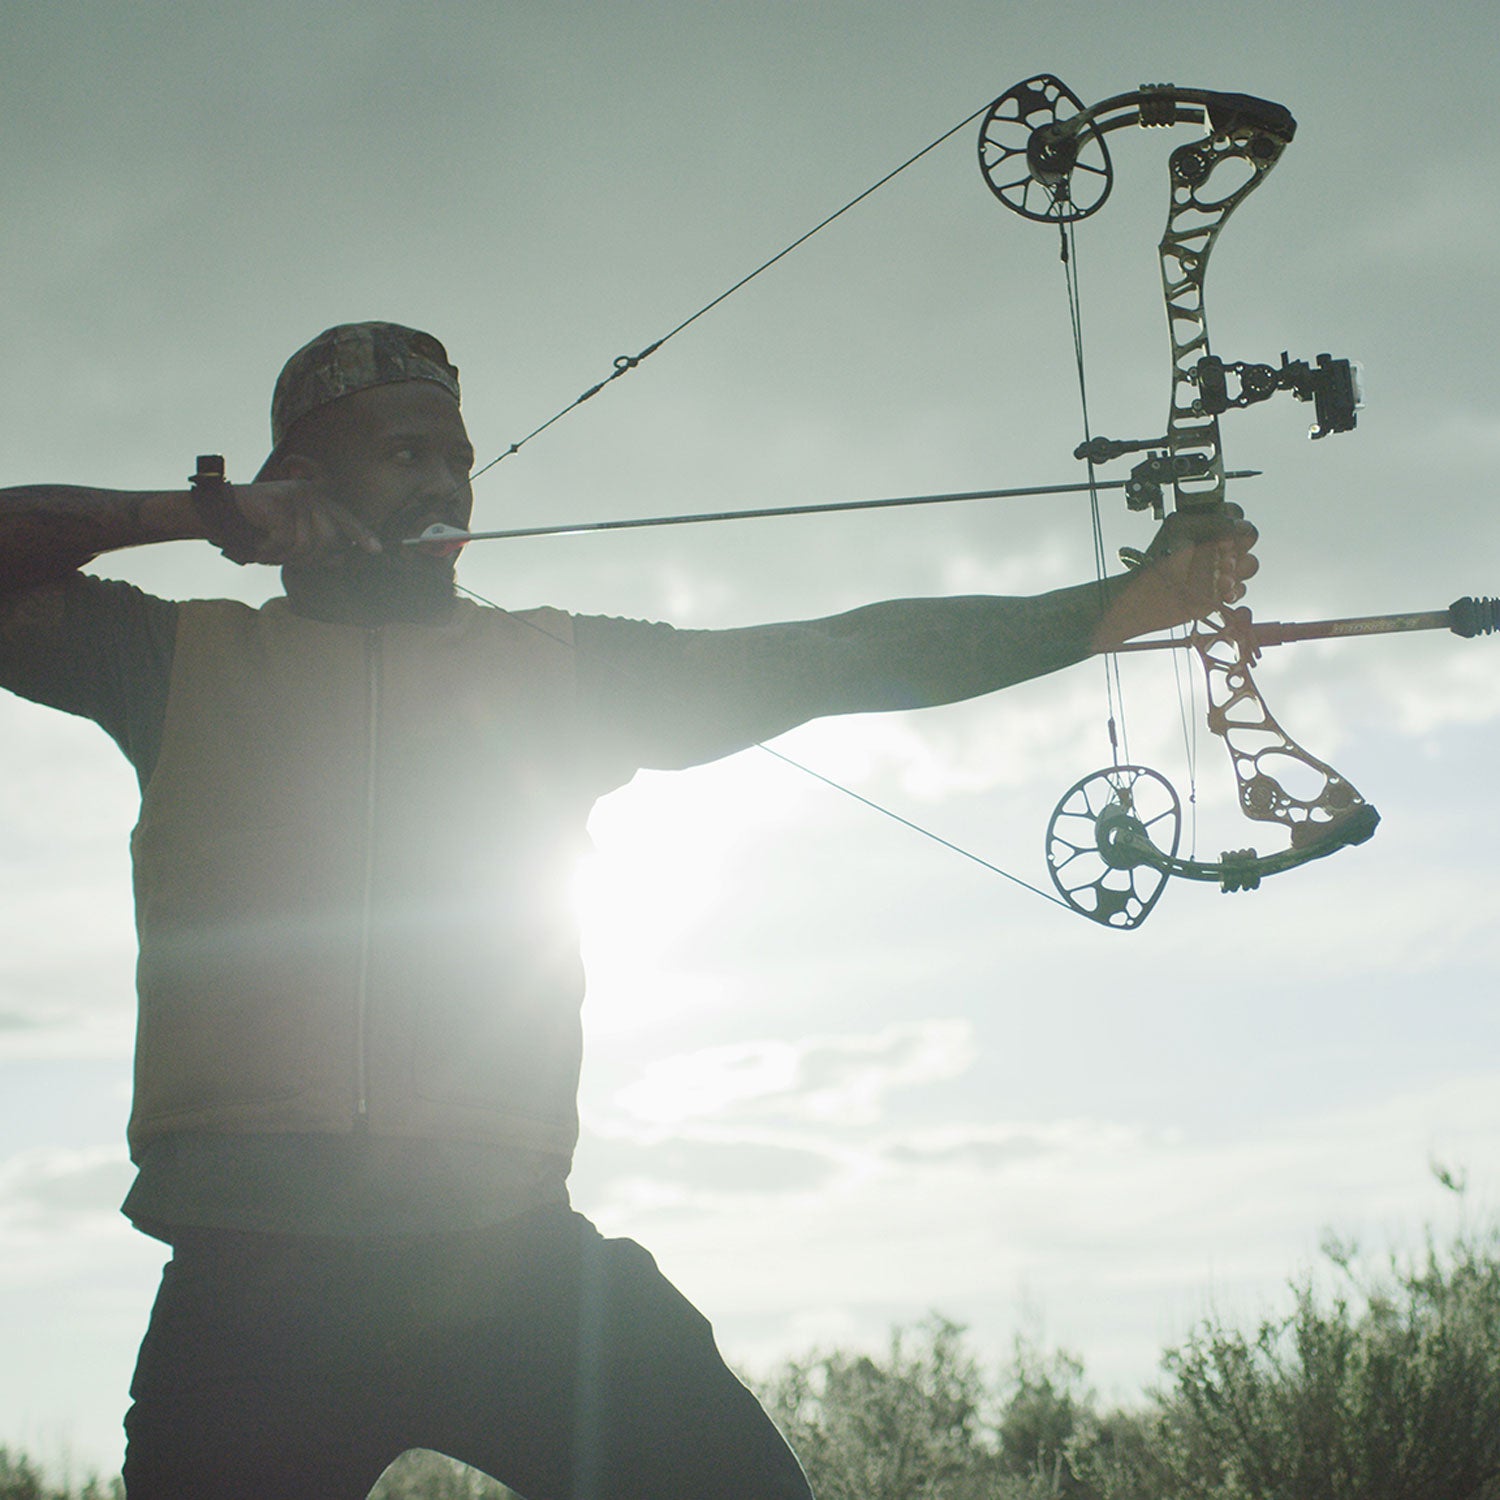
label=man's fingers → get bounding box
[230,481,381,565]
[1149,503,1257,550]
[1203,530,1259,607]
[320,498,382,555]
[1143,502,1261,611]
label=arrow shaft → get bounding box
[407,472,1264,545]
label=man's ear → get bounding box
[268,452,328,485]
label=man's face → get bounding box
[279,380,477,620]
[316,380,476,546]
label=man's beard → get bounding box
[352,548,460,617]
[283,548,460,624]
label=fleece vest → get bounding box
[127,597,595,1164]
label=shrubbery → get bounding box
[0,1449,119,1500]
[8,1210,1498,1499]
[759,1215,1500,1500]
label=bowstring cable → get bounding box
[1059,197,1200,851]
[1058,213,1130,772]
[466,100,996,487]
[1170,623,1201,851]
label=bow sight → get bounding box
[1195,352,1362,441]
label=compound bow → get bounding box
[977,75,1491,928]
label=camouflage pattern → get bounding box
[258,322,461,477]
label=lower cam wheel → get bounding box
[1046,765,1182,929]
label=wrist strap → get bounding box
[189,455,262,565]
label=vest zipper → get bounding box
[354,627,382,1124]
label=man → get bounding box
[0,323,1255,1499]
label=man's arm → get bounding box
[0,486,202,590]
[577,576,1131,776]
[0,478,381,590]
[574,506,1260,777]
[0,575,177,782]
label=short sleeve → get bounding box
[0,575,178,782]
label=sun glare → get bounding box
[573,761,786,1035]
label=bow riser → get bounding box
[1158,125,1291,517]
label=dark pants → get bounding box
[123,1207,813,1500]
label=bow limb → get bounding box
[1189,606,1378,853]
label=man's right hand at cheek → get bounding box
[229,481,383,567]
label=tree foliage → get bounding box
[759,1315,1011,1500]
[758,1318,1101,1500]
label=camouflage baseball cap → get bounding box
[257,322,461,478]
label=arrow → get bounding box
[403,471,1264,547]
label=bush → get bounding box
[0,1450,121,1500]
[1083,1221,1500,1500]
[758,1214,1500,1500]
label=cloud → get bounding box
[606,1074,1500,1400]
[1384,652,1500,736]
[582,1047,1139,1231]
[881,1126,1060,1172]
[0,1147,136,1280]
[573,1132,844,1215]
[1352,158,1500,273]
[609,1018,975,1128]
[938,528,1081,598]
[762,679,1102,809]
[0,995,135,1063]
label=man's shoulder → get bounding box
[0,574,184,768]
[0,571,178,637]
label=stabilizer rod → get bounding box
[1113,596,1498,652]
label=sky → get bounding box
[2,0,1498,1481]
